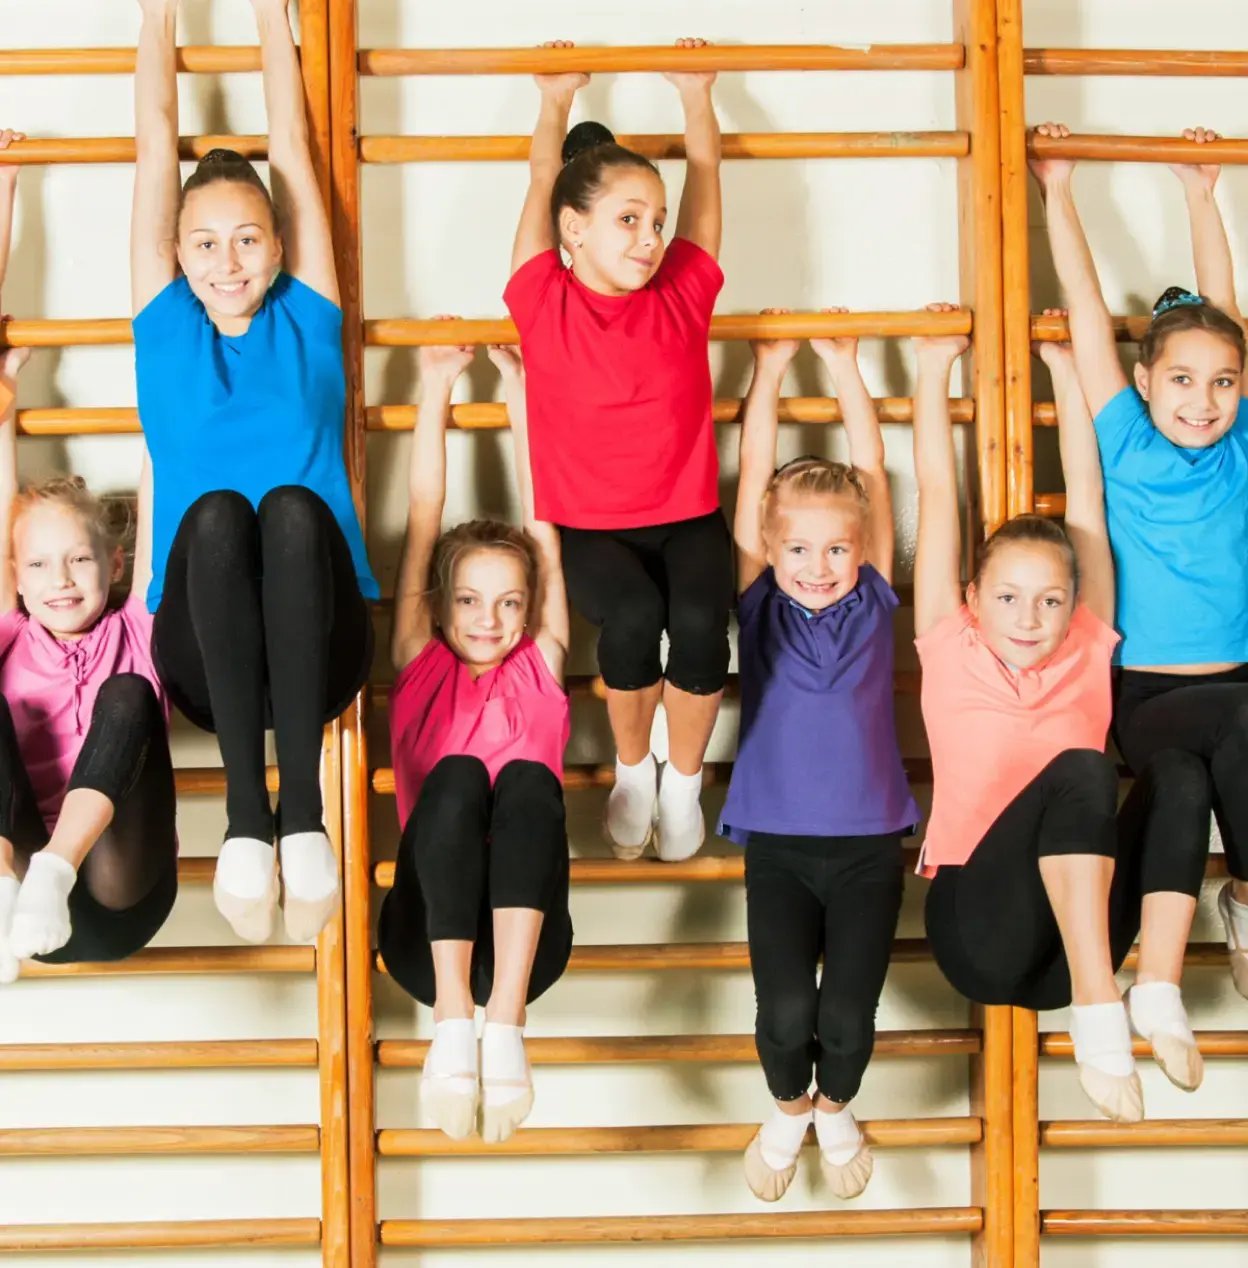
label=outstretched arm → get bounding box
[250,0,337,302]
[131,0,182,314]
[735,310,799,594]
[911,306,968,638]
[811,309,894,583]
[0,139,26,615]
[1170,127,1243,328]
[390,328,474,672]
[488,346,569,677]
[131,446,155,603]
[1029,122,1127,418]
[0,130,24,291]
[665,39,721,258]
[512,42,587,274]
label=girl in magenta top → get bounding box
[378,335,571,1146]
[505,39,730,866]
[0,145,176,979]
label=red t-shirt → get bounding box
[504,238,724,529]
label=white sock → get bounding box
[0,876,20,983]
[1128,981,1195,1045]
[1224,887,1248,945]
[656,762,705,862]
[9,852,77,960]
[758,1103,812,1171]
[279,831,339,901]
[814,1103,863,1166]
[481,1021,529,1107]
[606,754,657,849]
[424,1017,478,1089]
[215,837,276,899]
[1070,1001,1135,1078]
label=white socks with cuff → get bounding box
[1070,1001,1144,1121]
[422,1018,479,1140]
[1128,981,1202,1091]
[758,1104,812,1171]
[605,754,657,858]
[9,852,76,961]
[656,762,705,862]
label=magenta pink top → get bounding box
[0,596,169,830]
[389,635,570,826]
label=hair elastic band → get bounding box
[1153,288,1205,319]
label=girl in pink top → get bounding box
[378,333,571,1145]
[0,141,175,980]
[913,308,1144,1123]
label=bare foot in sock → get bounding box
[656,762,705,862]
[214,837,279,944]
[815,1100,873,1199]
[1071,1001,1144,1122]
[481,1021,532,1143]
[605,755,656,860]
[8,852,76,960]
[1128,981,1202,1091]
[279,831,340,942]
[422,1017,479,1140]
[744,1100,811,1201]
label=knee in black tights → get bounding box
[489,760,567,912]
[257,484,328,542]
[182,490,257,555]
[598,590,666,690]
[1036,748,1119,859]
[89,673,162,734]
[1136,748,1212,898]
[665,597,730,695]
[756,984,817,1092]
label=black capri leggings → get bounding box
[558,510,733,695]
[377,756,573,1008]
[0,673,177,963]
[926,749,1141,1012]
[746,831,904,1104]
[1113,665,1248,895]
[152,486,373,843]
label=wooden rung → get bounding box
[1024,49,1248,78]
[366,396,976,431]
[0,1125,320,1156]
[376,1029,980,1068]
[16,408,142,435]
[1030,133,1248,166]
[1040,1210,1248,1237]
[359,45,967,76]
[364,309,972,348]
[1041,1031,1248,1059]
[175,766,277,794]
[1034,492,1064,517]
[0,1039,318,1071]
[378,1116,980,1157]
[19,946,314,979]
[0,1219,321,1251]
[1040,1119,1248,1149]
[360,132,969,164]
[1,137,267,165]
[1032,313,1149,343]
[380,1208,983,1246]
[0,47,264,75]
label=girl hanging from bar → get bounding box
[0,128,177,979]
[379,336,572,1144]
[505,38,729,864]
[725,310,918,1202]
[913,305,1147,1123]
[1031,122,1248,1088]
[130,0,377,945]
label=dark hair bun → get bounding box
[1152,285,1203,319]
[562,121,616,165]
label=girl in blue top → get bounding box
[131,0,376,946]
[1031,122,1248,1089]
[726,309,918,1205]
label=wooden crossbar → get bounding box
[19,946,314,978]
[1032,313,1151,342]
[0,1125,321,1156]
[1029,132,1248,165]
[0,1219,322,1251]
[0,1040,318,1071]
[1040,1210,1248,1237]
[1040,1120,1248,1149]
[1040,1031,1248,1059]
[0,48,264,74]
[1,137,267,164]
[1024,49,1248,77]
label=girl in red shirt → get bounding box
[505,39,730,864]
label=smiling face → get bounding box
[1135,327,1244,449]
[13,503,121,640]
[176,181,283,329]
[966,539,1075,671]
[764,494,866,612]
[441,548,532,675]
[563,167,668,295]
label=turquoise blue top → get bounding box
[1095,385,1248,666]
[134,273,378,612]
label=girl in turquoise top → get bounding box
[131,0,375,946]
[1031,123,1248,1088]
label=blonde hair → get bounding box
[761,457,870,533]
[429,519,541,629]
[11,476,128,553]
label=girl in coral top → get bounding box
[379,335,572,1145]
[506,39,729,865]
[913,307,1145,1123]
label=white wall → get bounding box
[0,2,1245,1265]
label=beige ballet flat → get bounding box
[1150,1032,1204,1093]
[820,1141,874,1199]
[421,1071,479,1141]
[602,803,654,862]
[481,1079,534,1144]
[743,1130,798,1202]
[1217,882,1248,1000]
[1077,1063,1144,1123]
[281,882,340,943]
[213,855,279,945]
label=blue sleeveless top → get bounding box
[718,565,919,843]
[134,273,378,612]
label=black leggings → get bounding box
[377,756,573,1008]
[1114,665,1248,893]
[152,486,373,841]
[558,510,733,694]
[0,673,177,963]
[746,831,904,1104]
[926,749,1141,1012]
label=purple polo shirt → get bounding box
[718,565,919,844]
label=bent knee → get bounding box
[1143,747,1211,808]
[493,760,564,811]
[92,673,160,721]
[1049,747,1118,809]
[417,755,491,816]
[182,490,255,542]
[758,989,817,1047]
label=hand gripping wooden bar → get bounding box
[0,137,267,165]
[1029,131,1248,165]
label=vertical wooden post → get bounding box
[1012,1007,1041,1268]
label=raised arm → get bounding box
[512,43,588,274]
[390,329,474,673]
[0,142,25,615]
[1036,312,1115,629]
[1170,127,1243,328]
[487,345,569,677]
[0,130,24,289]
[131,446,155,603]
[250,0,336,302]
[665,39,721,259]
[911,307,968,638]
[735,310,799,594]
[811,308,894,583]
[131,0,182,314]
[1028,122,1127,418]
